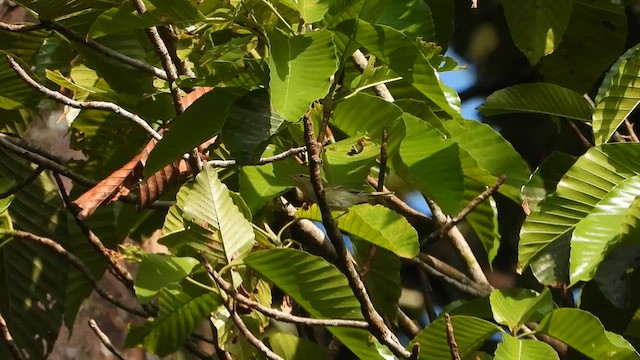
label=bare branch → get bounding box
[6,55,163,141]
[208,145,308,167]
[396,309,420,338]
[8,230,148,317]
[229,308,283,360]
[0,312,24,360]
[88,319,125,360]
[417,268,438,322]
[203,261,369,329]
[0,21,44,32]
[377,128,389,192]
[131,0,184,114]
[625,119,639,142]
[566,120,592,149]
[0,165,44,199]
[302,111,411,358]
[40,20,168,80]
[445,314,461,360]
[410,257,488,297]
[351,50,395,102]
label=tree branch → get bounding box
[444,314,461,360]
[302,110,410,358]
[396,308,420,338]
[0,21,44,32]
[410,256,489,297]
[625,119,639,142]
[208,145,308,167]
[351,50,395,102]
[88,319,125,360]
[8,230,148,317]
[0,312,24,360]
[229,307,283,360]
[203,261,369,329]
[0,165,44,199]
[6,55,163,141]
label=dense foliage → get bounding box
[1,0,640,359]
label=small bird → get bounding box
[290,174,393,210]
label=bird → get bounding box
[290,174,393,211]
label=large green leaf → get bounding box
[521,151,577,214]
[502,0,572,65]
[464,183,500,265]
[537,308,640,360]
[570,176,640,285]
[335,19,461,119]
[398,115,463,214]
[593,44,640,145]
[323,136,380,189]
[297,204,419,258]
[376,0,434,40]
[0,148,68,360]
[518,143,640,284]
[494,334,559,360]
[89,3,162,38]
[489,288,553,332]
[13,0,119,19]
[479,83,593,122]
[268,29,338,122]
[245,248,393,359]
[287,0,334,23]
[445,120,531,202]
[125,283,222,356]
[409,315,500,360]
[0,55,43,110]
[147,0,205,22]
[221,89,287,164]
[182,166,255,265]
[541,0,627,93]
[145,87,248,176]
[268,332,330,360]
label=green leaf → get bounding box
[221,89,287,164]
[495,334,559,360]
[297,204,419,258]
[489,288,553,332]
[398,115,463,214]
[13,0,119,19]
[376,0,435,40]
[594,243,640,308]
[464,183,500,265]
[126,283,222,356]
[479,83,593,121]
[239,145,301,213]
[144,87,248,177]
[323,136,380,189]
[0,54,43,110]
[90,4,161,38]
[245,248,393,359]
[0,148,68,359]
[292,0,334,23]
[518,143,640,284]
[409,315,500,360]
[593,44,640,145]
[134,254,199,303]
[335,19,461,119]
[0,179,15,213]
[502,0,572,65]
[541,0,627,93]
[147,0,204,22]
[537,308,640,360]
[423,0,453,48]
[445,120,531,202]
[521,151,577,214]
[183,166,255,265]
[268,30,338,122]
[268,332,330,360]
[570,176,640,285]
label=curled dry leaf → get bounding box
[73,87,214,219]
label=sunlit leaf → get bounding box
[495,334,559,360]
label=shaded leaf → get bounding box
[490,288,553,331]
[268,332,330,360]
[377,0,435,40]
[495,334,559,360]
[479,83,593,122]
[134,254,199,303]
[521,151,577,214]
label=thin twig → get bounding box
[131,0,184,114]
[625,119,639,142]
[229,307,283,360]
[423,195,491,287]
[0,312,24,360]
[425,176,506,244]
[410,257,487,297]
[0,21,44,32]
[0,165,44,199]
[6,55,163,141]
[351,50,395,102]
[396,309,420,338]
[39,20,168,80]
[566,120,592,149]
[8,230,148,317]
[88,319,125,360]
[259,0,294,33]
[409,343,420,360]
[444,314,461,360]
[417,268,438,323]
[203,261,369,329]
[302,111,410,358]
[52,173,136,290]
[208,145,308,167]
[377,128,389,192]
